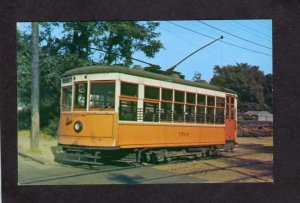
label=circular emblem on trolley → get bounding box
[74,121,83,133]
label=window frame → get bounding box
[143,85,160,122]
[144,85,160,100]
[73,81,88,111]
[215,96,225,124]
[161,88,173,102]
[216,96,225,108]
[196,94,206,123]
[226,95,236,120]
[159,88,173,122]
[173,103,185,122]
[61,85,72,112]
[120,81,139,98]
[119,99,138,121]
[173,90,185,122]
[119,81,139,121]
[143,101,159,122]
[116,78,231,125]
[185,91,196,123]
[207,95,216,107]
[174,90,185,103]
[88,80,116,111]
[186,92,196,105]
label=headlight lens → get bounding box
[74,121,83,133]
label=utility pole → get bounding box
[31,22,39,150]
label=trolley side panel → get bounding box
[58,112,118,147]
[118,123,225,148]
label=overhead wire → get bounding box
[75,43,158,67]
[252,20,272,31]
[226,21,272,42]
[259,20,272,28]
[168,21,272,57]
[160,26,235,64]
[232,21,272,38]
[197,20,271,50]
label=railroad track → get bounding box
[19,164,139,185]
[19,147,272,184]
[19,156,215,185]
[139,160,272,183]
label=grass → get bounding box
[18,130,56,141]
[23,148,42,155]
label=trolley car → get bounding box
[52,65,237,165]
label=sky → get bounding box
[17,20,272,81]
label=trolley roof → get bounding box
[63,65,237,94]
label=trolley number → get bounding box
[179,131,190,136]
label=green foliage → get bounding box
[192,71,202,81]
[17,22,163,135]
[101,21,163,66]
[210,63,272,112]
[192,71,208,84]
[40,22,163,66]
[17,30,32,129]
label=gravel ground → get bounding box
[18,132,273,183]
[152,136,273,183]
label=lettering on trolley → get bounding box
[73,114,86,117]
[179,131,190,136]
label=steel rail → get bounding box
[19,145,272,184]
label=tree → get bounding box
[263,73,273,112]
[192,71,202,81]
[40,21,163,66]
[17,30,32,129]
[210,63,272,112]
[192,71,207,84]
[31,22,40,149]
[101,21,163,66]
[17,21,164,135]
[17,29,96,133]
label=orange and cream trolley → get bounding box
[52,65,237,165]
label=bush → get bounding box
[43,116,59,137]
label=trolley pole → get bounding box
[166,36,223,73]
[30,22,40,150]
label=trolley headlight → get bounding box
[74,121,83,133]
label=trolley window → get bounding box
[196,106,205,123]
[226,96,235,119]
[162,89,173,101]
[143,102,159,122]
[175,91,184,102]
[216,108,225,124]
[74,82,87,109]
[206,107,215,123]
[121,82,138,97]
[90,82,115,110]
[216,97,225,107]
[197,94,206,105]
[61,86,72,111]
[119,100,137,121]
[145,86,160,100]
[174,103,184,122]
[160,102,172,121]
[185,105,195,122]
[207,96,215,106]
[186,93,196,104]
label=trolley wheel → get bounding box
[150,153,158,164]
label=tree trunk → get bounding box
[31,22,39,150]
